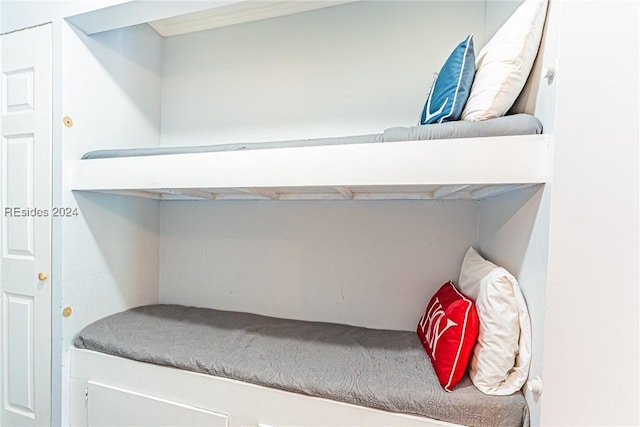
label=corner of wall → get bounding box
[477,186,551,427]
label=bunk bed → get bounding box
[71,115,547,202]
[67,0,551,426]
[73,304,529,427]
[69,121,547,427]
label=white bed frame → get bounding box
[71,134,549,202]
[70,348,462,427]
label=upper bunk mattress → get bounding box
[81,114,542,159]
[74,304,529,427]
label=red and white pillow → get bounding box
[417,281,479,392]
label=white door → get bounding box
[0,24,52,427]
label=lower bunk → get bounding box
[71,304,529,427]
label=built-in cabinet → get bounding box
[63,3,556,424]
[0,1,638,426]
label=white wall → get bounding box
[156,2,520,332]
[478,185,551,427]
[59,21,163,425]
[541,1,639,425]
[159,201,477,331]
[60,22,163,331]
[159,1,489,146]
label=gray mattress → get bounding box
[81,114,542,159]
[74,304,529,427]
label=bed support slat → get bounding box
[433,185,471,199]
[87,189,165,199]
[471,184,534,200]
[334,186,354,200]
[352,192,434,201]
[161,188,219,200]
[237,188,281,200]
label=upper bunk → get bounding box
[71,127,549,202]
[67,0,554,202]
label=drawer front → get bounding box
[87,381,228,427]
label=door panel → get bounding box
[4,293,35,416]
[3,134,36,258]
[0,24,52,427]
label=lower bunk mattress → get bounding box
[74,304,529,427]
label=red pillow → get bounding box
[417,281,479,392]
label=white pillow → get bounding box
[458,247,532,395]
[461,0,548,121]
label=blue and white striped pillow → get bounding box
[420,34,475,125]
